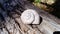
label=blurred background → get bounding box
[27,0,60,18]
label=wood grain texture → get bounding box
[0,0,60,34]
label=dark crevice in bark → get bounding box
[14,20,21,29]
[8,10,21,29]
[4,25,10,34]
[2,20,10,34]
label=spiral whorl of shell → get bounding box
[21,9,40,24]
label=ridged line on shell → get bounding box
[21,9,40,24]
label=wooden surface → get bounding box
[0,1,60,34]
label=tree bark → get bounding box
[0,1,60,34]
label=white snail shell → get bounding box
[21,9,40,24]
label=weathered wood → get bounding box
[24,1,60,34]
[0,0,60,34]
